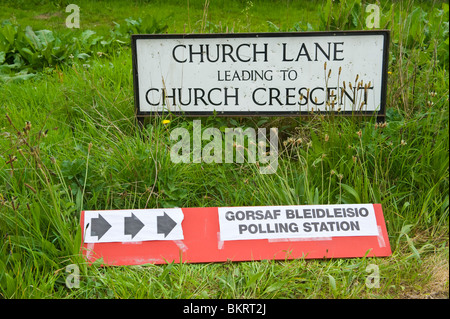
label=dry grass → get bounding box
[399,234,449,299]
[411,250,449,299]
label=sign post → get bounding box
[132,31,389,120]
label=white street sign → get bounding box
[132,31,389,116]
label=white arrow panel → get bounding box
[83,208,184,243]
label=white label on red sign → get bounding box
[83,208,184,243]
[218,204,379,241]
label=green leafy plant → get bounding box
[0,16,168,81]
[319,0,363,30]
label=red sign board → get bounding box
[80,204,391,266]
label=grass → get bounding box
[0,0,448,299]
[0,0,321,34]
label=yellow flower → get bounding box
[162,120,171,125]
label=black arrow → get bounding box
[124,213,145,238]
[91,214,112,240]
[157,212,177,237]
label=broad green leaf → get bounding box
[25,26,42,51]
[340,183,361,203]
[35,29,55,47]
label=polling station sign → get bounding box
[80,204,390,266]
[132,31,389,117]
[218,204,379,241]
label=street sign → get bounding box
[80,204,391,265]
[132,31,389,118]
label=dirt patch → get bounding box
[34,12,62,20]
[401,249,449,299]
[423,252,449,298]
